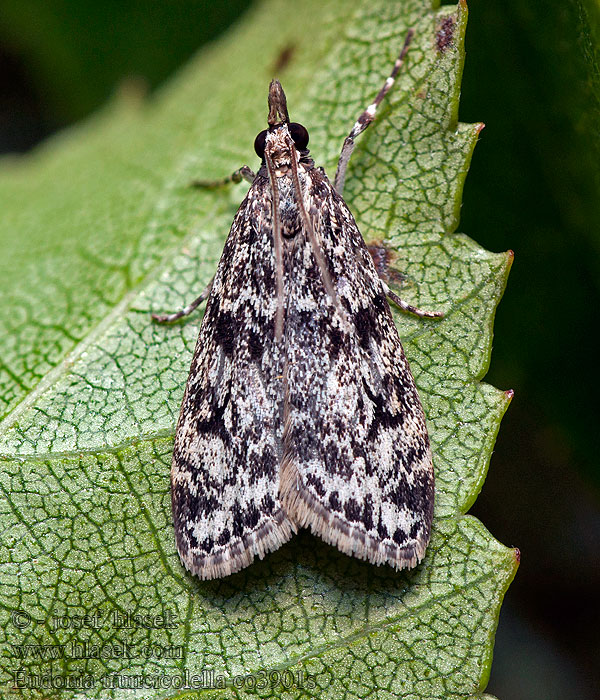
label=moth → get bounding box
[153,30,441,580]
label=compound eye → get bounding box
[289,122,309,150]
[254,129,268,158]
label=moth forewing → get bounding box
[277,167,435,571]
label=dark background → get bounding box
[1,1,598,697]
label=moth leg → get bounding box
[189,165,255,189]
[383,282,444,319]
[151,277,214,323]
[334,29,414,195]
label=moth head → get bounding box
[254,80,309,170]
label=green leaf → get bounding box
[0,1,517,698]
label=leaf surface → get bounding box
[0,1,517,698]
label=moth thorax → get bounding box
[266,127,297,173]
[275,176,303,238]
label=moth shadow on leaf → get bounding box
[186,532,430,605]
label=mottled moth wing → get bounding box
[171,182,296,580]
[280,169,435,569]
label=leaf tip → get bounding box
[114,76,149,109]
[505,248,515,272]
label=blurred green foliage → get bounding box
[0,0,252,125]
[461,0,600,484]
[461,1,600,697]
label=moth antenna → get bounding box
[264,148,286,341]
[288,140,349,329]
[334,29,415,194]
